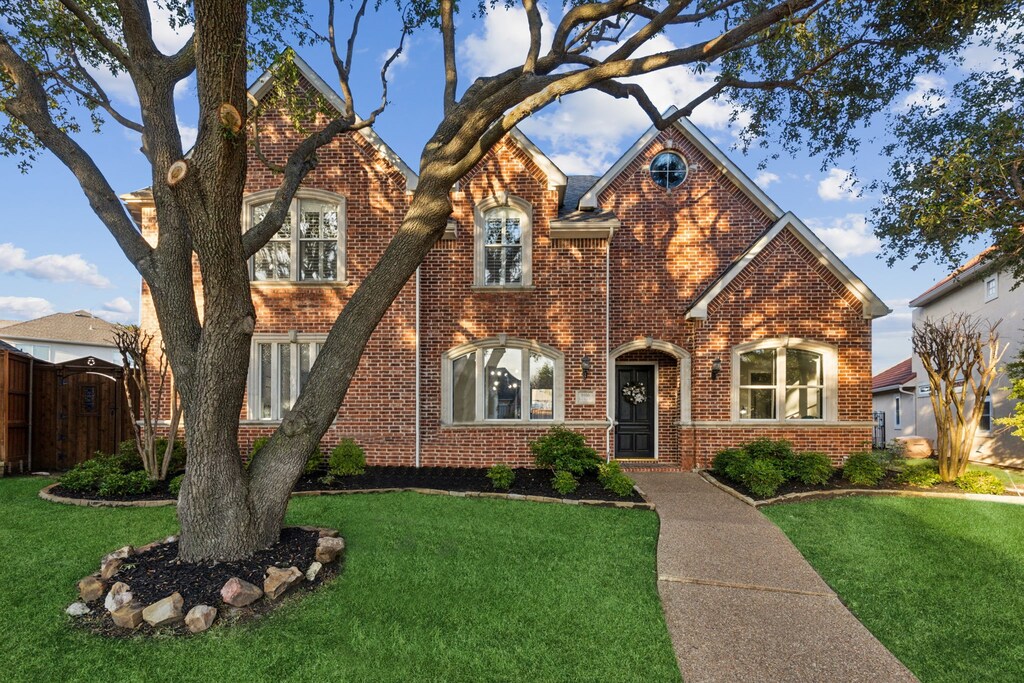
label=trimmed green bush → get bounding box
[305,448,324,474]
[897,459,940,488]
[486,464,516,490]
[712,448,744,476]
[955,470,1006,495]
[329,439,366,477]
[598,461,636,498]
[551,470,578,495]
[722,450,753,482]
[530,426,600,475]
[744,438,797,477]
[97,470,156,496]
[742,458,785,498]
[251,436,270,459]
[168,473,184,497]
[58,457,111,492]
[843,452,885,486]
[793,452,834,486]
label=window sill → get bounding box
[470,284,536,293]
[251,280,352,289]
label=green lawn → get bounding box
[0,477,679,683]
[764,496,1024,682]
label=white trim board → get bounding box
[578,107,783,219]
[685,212,891,320]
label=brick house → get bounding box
[129,55,889,470]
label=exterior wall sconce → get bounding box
[711,358,722,380]
[581,354,592,379]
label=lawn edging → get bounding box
[697,470,1024,508]
[38,482,654,511]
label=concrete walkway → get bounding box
[632,472,917,683]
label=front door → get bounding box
[616,365,656,459]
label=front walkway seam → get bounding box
[657,574,836,598]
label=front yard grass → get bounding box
[0,477,679,682]
[764,496,1024,682]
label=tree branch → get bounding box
[522,0,543,73]
[440,0,457,113]
[57,0,130,67]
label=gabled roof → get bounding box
[909,247,995,308]
[247,51,418,191]
[578,107,784,219]
[507,128,568,194]
[872,358,916,393]
[685,212,891,320]
[0,310,118,346]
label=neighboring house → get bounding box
[132,54,889,470]
[871,358,917,443]
[909,253,1024,468]
[0,311,120,364]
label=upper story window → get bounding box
[733,339,838,422]
[442,338,562,424]
[984,274,998,302]
[650,151,688,190]
[244,190,346,283]
[474,195,532,288]
[248,336,326,421]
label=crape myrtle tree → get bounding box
[0,0,1015,561]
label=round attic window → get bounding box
[650,151,688,190]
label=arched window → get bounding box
[733,339,838,422]
[243,189,346,283]
[443,338,563,424]
[474,195,532,287]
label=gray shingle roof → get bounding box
[559,175,601,216]
[0,310,118,346]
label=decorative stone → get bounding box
[78,575,105,602]
[136,541,162,554]
[318,528,339,538]
[185,605,217,633]
[142,592,184,627]
[305,561,323,582]
[103,545,134,562]
[100,557,123,580]
[896,436,934,459]
[111,603,145,629]
[220,577,263,607]
[315,536,345,564]
[264,566,303,600]
[105,582,133,613]
[66,601,91,616]
[163,535,178,544]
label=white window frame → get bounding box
[247,334,328,421]
[984,274,998,302]
[731,338,839,423]
[979,393,993,433]
[894,395,902,428]
[441,337,563,425]
[242,188,347,284]
[473,195,532,288]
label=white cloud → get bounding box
[900,74,948,111]
[0,243,112,288]
[817,168,859,202]
[754,171,780,187]
[91,296,136,323]
[805,214,881,258]
[149,1,192,55]
[177,117,198,149]
[461,6,555,79]
[0,296,55,320]
[382,37,412,69]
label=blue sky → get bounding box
[0,3,1001,374]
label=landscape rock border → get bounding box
[39,482,655,511]
[698,469,1024,508]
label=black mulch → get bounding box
[52,478,175,502]
[76,527,337,637]
[53,466,642,503]
[705,469,1005,501]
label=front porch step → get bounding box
[616,461,690,473]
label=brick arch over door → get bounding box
[608,339,691,426]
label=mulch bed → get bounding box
[76,527,338,637]
[52,466,642,503]
[705,469,1012,501]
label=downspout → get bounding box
[605,233,614,463]
[414,266,421,468]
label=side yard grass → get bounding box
[0,477,679,683]
[764,496,1024,683]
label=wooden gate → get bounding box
[0,348,33,473]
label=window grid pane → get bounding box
[484,348,523,419]
[259,343,273,419]
[279,344,291,413]
[529,353,554,420]
[452,352,476,422]
[739,349,776,420]
[483,210,524,285]
[251,199,339,282]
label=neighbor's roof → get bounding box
[909,247,996,308]
[0,320,18,328]
[0,339,24,354]
[872,358,916,393]
[0,310,118,346]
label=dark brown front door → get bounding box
[616,365,655,459]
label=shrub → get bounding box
[97,470,157,496]
[59,458,111,492]
[154,437,187,472]
[551,470,578,495]
[598,461,636,498]
[251,436,270,459]
[742,458,785,498]
[530,426,600,475]
[305,448,324,474]
[843,452,885,486]
[897,459,941,488]
[792,452,834,486]
[486,464,516,490]
[168,474,184,497]
[955,471,1006,495]
[722,450,753,483]
[712,448,745,476]
[744,438,797,477]
[329,439,366,477]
